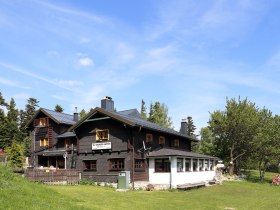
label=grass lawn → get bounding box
[1,166,280,210]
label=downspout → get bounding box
[132,134,135,190]
[169,156,172,189]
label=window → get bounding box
[110,159,124,171]
[146,133,153,143]
[210,160,214,171]
[193,159,198,171]
[83,160,97,171]
[185,158,191,172]
[177,158,183,172]
[155,159,170,172]
[159,136,165,145]
[65,139,71,148]
[96,129,109,141]
[205,160,209,171]
[40,138,48,147]
[199,159,203,171]
[135,159,145,171]
[174,139,180,147]
[34,117,49,127]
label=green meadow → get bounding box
[1,167,279,210]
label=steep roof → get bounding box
[70,107,198,141]
[42,108,76,125]
[147,147,218,159]
[26,108,76,129]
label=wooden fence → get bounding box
[24,169,81,185]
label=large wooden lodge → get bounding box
[26,97,218,188]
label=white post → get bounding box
[63,153,67,169]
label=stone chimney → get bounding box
[101,96,114,112]
[73,107,79,122]
[180,118,187,135]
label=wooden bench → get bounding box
[177,181,206,190]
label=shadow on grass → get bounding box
[245,170,276,184]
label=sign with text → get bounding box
[92,142,111,150]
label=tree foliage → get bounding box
[54,104,64,113]
[79,109,87,118]
[186,116,196,137]
[196,127,216,155]
[6,142,25,168]
[140,99,147,120]
[147,101,173,128]
[208,97,259,175]
[251,110,280,181]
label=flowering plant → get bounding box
[272,175,280,185]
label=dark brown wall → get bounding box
[74,119,132,182]
[32,114,72,152]
[134,128,191,152]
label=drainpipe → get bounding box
[169,156,172,189]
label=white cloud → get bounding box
[13,93,30,100]
[0,77,17,86]
[54,79,83,87]
[78,57,94,67]
[80,37,91,43]
[0,62,75,91]
[33,0,106,23]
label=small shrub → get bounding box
[146,184,154,191]
[80,178,96,186]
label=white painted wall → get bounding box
[149,157,216,187]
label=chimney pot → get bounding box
[73,107,79,122]
[101,96,114,112]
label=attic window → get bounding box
[96,129,109,141]
[159,136,165,145]
[146,133,153,143]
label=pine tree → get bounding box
[19,98,39,157]
[186,116,196,137]
[54,104,64,113]
[19,98,39,133]
[140,99,147,120]
[0,93,10,149]
[148,101,173,128]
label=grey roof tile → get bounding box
[116,110,198,141]
[42,108,76,125]
[57,131,76,138]
[147,147,218,159]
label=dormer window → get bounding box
[96,129,109,141]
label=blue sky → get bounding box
[1,0,280,133]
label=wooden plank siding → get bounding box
[24,169,80,185]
